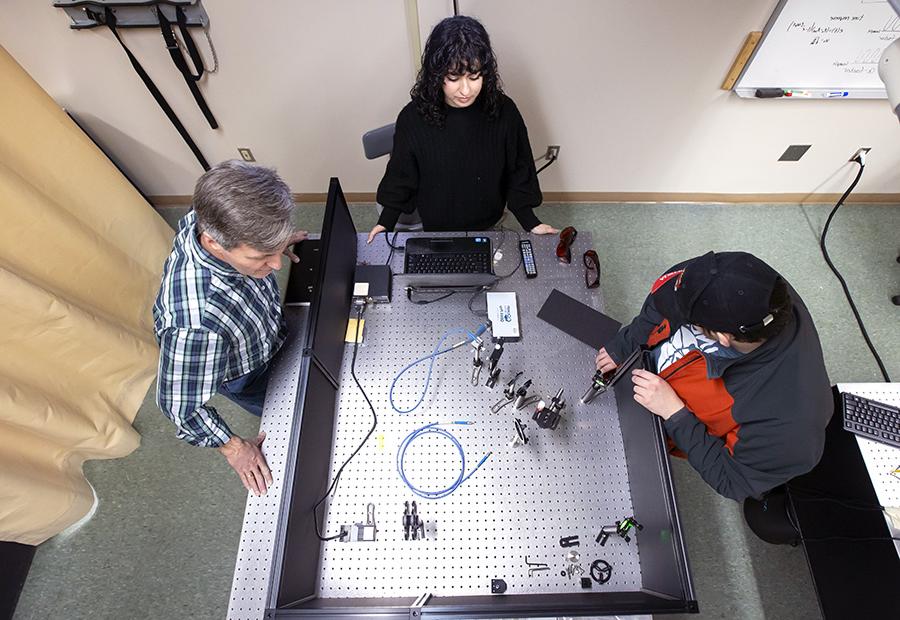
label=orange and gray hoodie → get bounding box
[605,264,833,501]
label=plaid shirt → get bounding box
[153,211,285,447]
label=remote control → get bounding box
[519,239,538,278]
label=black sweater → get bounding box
[376,94,543,232]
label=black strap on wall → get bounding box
[158,6,219,129]
[100,6,210,170]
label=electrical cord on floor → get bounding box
[819,159,892,382]
[396,421,491,499]
[313,301,378,542]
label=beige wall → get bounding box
[3,0,899,198]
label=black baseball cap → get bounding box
[654,251,782,335]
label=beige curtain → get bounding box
[0,46,175,545]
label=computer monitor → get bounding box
[304,177,358,381]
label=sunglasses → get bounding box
[584,250,601,288]
[556,226,578,264]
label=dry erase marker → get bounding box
[784,90,812,97]
[824,91,849,98]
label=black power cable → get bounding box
[781,486,899,544]
[535,152,558,175]
[313,303,378,541]
[819,160,892,382]
[406,288,457,305]
[384,231,404,268]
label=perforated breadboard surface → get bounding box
[229,306,310,620]
[317,232,642,598]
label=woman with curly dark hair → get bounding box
[367,15,558,242]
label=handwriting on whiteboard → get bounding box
[784,12,896,75]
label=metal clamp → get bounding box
[485,341,505,388]
[404,501,425,540]
[470,340,484,385]
[504,372,523,399]
[559,535,580,547]
[596,516,643,546]
[339,502,377,542]
[533,388,566,430]
[508,418,529,448]
[491,396,513,413]
[409,592,431,619]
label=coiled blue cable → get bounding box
[396,421,491,500]
[389,324,487,414]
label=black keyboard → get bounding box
[405,252,490,274]
[842,393,900,448]
[403,237,493,275]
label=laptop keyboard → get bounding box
[405,252,491,274]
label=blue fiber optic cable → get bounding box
[396,421,491,500]
[389,324,487,414]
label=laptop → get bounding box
[402,236,499,289]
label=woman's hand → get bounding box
[530,223,559,235]
[367,225,387,244]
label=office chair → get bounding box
[893,255,900,306]
[362,123,423,231]
[743,486,801,545]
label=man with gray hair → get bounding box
[153,160,306,496]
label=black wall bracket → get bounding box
[54,0,208,29]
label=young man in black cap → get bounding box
[596,251,832,501]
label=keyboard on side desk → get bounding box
[842,392,900,449]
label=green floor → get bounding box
[14,202,899,620]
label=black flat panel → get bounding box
[274,589,695,618]
[613,349,696,605]
[284,240,322,305]
[275,362,340,608]
[0,541,35,620]
[788,388,900,619]
[304,178,357,379]
[537,288,622,350]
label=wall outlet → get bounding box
[849,147,871,164]
[238,148,256,162]
[546,145,561,160]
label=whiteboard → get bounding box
[735,0,898,98]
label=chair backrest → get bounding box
[362,123,395,160]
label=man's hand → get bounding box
[218,432,273,496]
[367,225,387,244]
[282,230,309,263]
[631,369,684,420]
[530,223,559,235]
[595,347,617,374]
